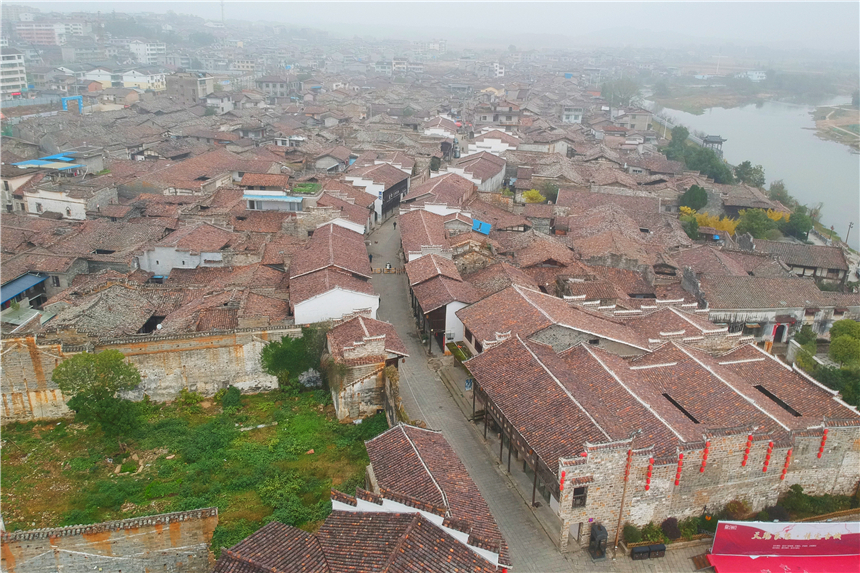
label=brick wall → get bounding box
[1,327,300,423]
[0,508,218,573]
[556,425,860,550]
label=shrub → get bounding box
[660,517,681,540]
[724,499,752,520]
[221,385,242,409]
[756,510,769,521]
[623,523,642,544]
[640,521,669,543]
[765,505,790,522]
[178,388,204,406]
[699,513,718,533]
[678,517,698,540]
[120,461,138,473]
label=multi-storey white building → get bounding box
[128,40,166,65]
[14,22,65,45]
[1,48,27,100]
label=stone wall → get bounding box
[557,424,860,550]
[0,508,218,573]
[1,327,300,423]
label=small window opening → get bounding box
[571,486,587,508]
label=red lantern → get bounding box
[818,430,828,458]
[645,457,654,491]
[560,470,566,491]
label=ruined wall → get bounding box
[329,335,389,420]
[1,327,300,423]
[557,425,860,550]
[0,508,218,573]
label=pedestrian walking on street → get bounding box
[369,253,373,263]
[393,221,396,230]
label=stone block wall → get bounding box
[0,508,218,573]
[1,327,300,423]
[557,424,860,550]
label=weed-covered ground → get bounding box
[0,390,388,555]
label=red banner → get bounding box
[711,521,860,556]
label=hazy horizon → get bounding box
[17,1,860,53]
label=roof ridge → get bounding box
[380,514,422,573]
[518,335,612,441]
[399,425,449,511]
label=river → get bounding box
[648,97,859,249]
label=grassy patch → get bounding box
[0,390,389,556]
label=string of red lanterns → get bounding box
[763,441,774,472]
[644,457,654,491]
[674,453,684,486]
[700,441,710,473]
[817,429,828,459]
[741,434,752,467]
[780,449,792,481]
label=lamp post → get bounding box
[846,222,854,247]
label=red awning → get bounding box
[709,554,860,572]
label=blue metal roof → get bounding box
[1,273,47,304]
[472,219,491,236]
[243,194,303,202]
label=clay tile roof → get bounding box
[698,276,835,310]
[453,152,505,183]
[213,521,328,573]
[316,193,371,227]
[327,316,408,361]
[411,275,480,313]
[316,145,352,163]
[398,210,449,255]
[231,211,293,233]
[402,173,475,206]
[463,261,539,298]
[366,424,510,565]
[753,240,848,271]
[404,253,462,286]
[474,129,520,145]
[321,179,377,209]
[346,162,409,188]
[457,284,649,351]
[289,268,375,307]
[156,223,235,253]
[289,223,371,279]
[196,307,239,331]
[239,172,290,188]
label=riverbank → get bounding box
[650,85,772,115]
[810,104,860,151]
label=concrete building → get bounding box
[128,40,166,65]
[166,72,214,106]
[0,47,27,99]
[23,179,117,220]
[14,22,65,45]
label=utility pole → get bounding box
[846,222,854,247]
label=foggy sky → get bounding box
[24,1,860,53]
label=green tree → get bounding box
[261,326,329,391]
[830,320,860,341]
[784,208,813,239]
[664,126,689,161]
[204,107,217,116]
[539,181,559,204]
[830,336,860,366]
[522,189,546,203]
[601,78,640,107]
[734,161,766,188]
[768,180,797,209]
[429,156,441,171]
[680,216,699,240]
[52,350,142,437]
[188,32,216,47]
[736,209,776,239]
[653,80,670,98]
[680,185,708,211]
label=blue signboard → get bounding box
[465,378,473,391]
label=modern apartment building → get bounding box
[1,48,27,100]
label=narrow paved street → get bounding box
[365,217,708,573]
